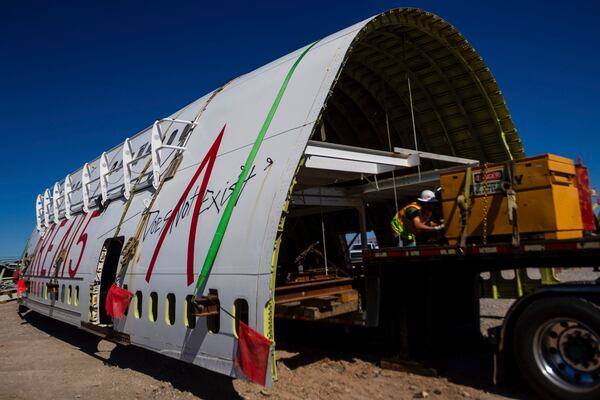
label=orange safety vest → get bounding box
[391,202,431,240]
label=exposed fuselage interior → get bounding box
[273,11,523,322]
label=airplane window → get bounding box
[207,293,220,334]
[233,299,249,338]
[44,283,48,300]
[165,293,176,326]
[61,284,65,303]
[149,292,158,322]
[184,295,196,329]
[67,285,72,304]
[134,291,142,319]
[74,286,79,306]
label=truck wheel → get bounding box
[514,297,600,400]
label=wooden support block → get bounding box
[275,298,358,320]
[339,290,358,303]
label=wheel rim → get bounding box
[533,317,600,393]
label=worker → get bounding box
[391,189,445,246]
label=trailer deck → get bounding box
[363,237,600,271]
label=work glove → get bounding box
[434,224,445,231]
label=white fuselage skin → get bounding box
[22,15,367,386]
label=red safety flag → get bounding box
[105,283,133,319]
[16,279,27,295]
[235,321,273,386]
[575,160,595,231]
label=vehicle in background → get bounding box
[349,243,377,263]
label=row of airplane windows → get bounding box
[28,281,79,306]
[131,291,248,335]
[26,281,249,334]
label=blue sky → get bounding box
[1,1,598,258]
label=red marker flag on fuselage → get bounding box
[16,279,27,295]
[235,321,273,386]
[105,283,133,319]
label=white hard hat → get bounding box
[418,189,438,202]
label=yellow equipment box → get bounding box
[440,154,583,245]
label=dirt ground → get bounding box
[0,268,597,400]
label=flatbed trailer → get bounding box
[361,237,600,400]
[364,237,600,270]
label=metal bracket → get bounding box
[393,147,479,166]
[192,290,220,317]
[35,194,44,231]
[99,152,109,205]
[122,138,133,199]
[52,182,61,224]
[82,163,91,213]
[64,174,72,220]
[305,141,419,175]
[43,189,51,227]
[151,118,194,188]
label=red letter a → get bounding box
[146,125,225,284]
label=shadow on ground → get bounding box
[19,307,534,399]
[275,319,533,399]
[20,309,241,400]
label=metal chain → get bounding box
[481,163,489,245]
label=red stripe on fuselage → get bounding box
[40,220,67,276]
[146,125,226,285]
[26,234,45,276]
[31,224,56,275]
[47,216,80,276]
[60,214,87,277]
[68,210,101,278]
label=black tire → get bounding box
[513,297,600,400]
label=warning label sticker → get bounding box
[472,167,504,196]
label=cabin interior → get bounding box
[272,18,522,326]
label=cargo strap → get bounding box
[504,161,520,246]
[112,158,152,284]
[47,249,67,295]
[49,249,66,282]
[106,119,187,287]
[115,156,184,283]
[481,163,490,245]
[457,166,472,247]
[112,81,231,286]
